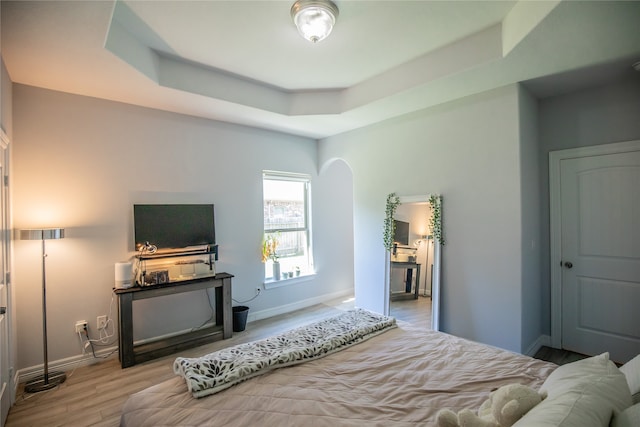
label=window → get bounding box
[263,171,313,280]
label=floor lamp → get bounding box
[20,228,67,393]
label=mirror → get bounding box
[384,195,441,331]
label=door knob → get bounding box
[563,261,573,269]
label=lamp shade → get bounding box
[20,228,65,240]
[291,0,339,43]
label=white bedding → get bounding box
[121,320,556,426]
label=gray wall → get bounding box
[537,76,640,334]
[518,85,542,353]
[320,85,530,352]
[318,75,640,354]
[11,84,354,371]
[10,66,639,374]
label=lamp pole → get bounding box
[40,237,49,384]
[21,228,66,393]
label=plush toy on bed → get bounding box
[436,383,546,427]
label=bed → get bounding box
[120,309,639,427]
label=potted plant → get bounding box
[428,194,444,245]
[262,234,280,280]
[383,193,401,251]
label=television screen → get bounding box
[393,220,409,245]
[133,204,215,251]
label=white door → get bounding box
[0,130,11,425]
[557,147,640,363]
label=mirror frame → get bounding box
[384,194,441,331]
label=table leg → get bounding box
[118,293,135,368]
[405,268,413,293]
[221,277,232,338]
[215,286,222,326]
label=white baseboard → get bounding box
[247,289,353,324]
[17,346,118,385]
[11,370,19,404]
[17,290,353,385]
[135,290,354,344]
[525,334,551,357]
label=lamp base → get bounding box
[24,371,66,393]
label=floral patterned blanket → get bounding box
[173,308,397,398]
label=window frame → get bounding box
[262,171,314,285]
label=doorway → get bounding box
[385,195,441,330]
[549,140,640,363]
[0,129,12,425]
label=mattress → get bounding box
[120,322,556,426]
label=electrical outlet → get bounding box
[75,320,87,333]
[97,315,108,330]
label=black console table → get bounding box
[114,273,233,368]
[390,262,421,301]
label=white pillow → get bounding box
[610,403,640,427]
[514,353,632,427]
[619,354,640,404]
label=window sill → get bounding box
[263,272,316,290]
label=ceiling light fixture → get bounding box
[291,0,339,43]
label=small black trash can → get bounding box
[232,306,250,332]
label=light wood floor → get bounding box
[533,345,589,366]
[6,295,432,427]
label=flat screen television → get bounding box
[393,220,410,246]
[133,204,216,252]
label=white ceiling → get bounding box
[2,1,640,139]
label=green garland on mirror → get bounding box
[383,193,401,251]
[429,195,444,245]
